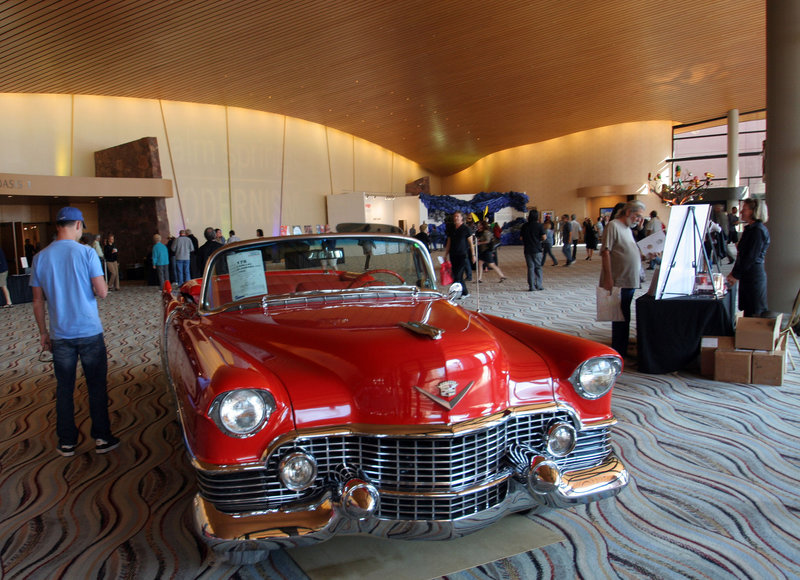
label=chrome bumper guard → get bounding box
[194,453,628,558]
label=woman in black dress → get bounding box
[583,217,598,260]
[726,198,770,317]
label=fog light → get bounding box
[527,456,562,495]
[340,479,379,520]
[546,422,576,457]
[278,452,317,491]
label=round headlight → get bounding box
[211,389,275,437]
[279,452,318,491]
[546,422,577,457]
[571,356,622,399]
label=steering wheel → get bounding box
[347,269,405,288]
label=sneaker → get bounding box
[57,443,76,457]
[95,436,120,454]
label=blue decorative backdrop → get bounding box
[420,192,529,246]
[419,191,529,217]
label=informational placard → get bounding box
[655,204,711,300]
[227,250,267,301]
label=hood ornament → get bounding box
[415,381,475,411]
[399,321,444,340]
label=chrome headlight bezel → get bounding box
[569,356,622,400]
[545,422,577,457]
[209,388,276,438]
[278,451,318,491]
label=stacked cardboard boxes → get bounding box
[700,314,786,385]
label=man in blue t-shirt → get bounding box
[31,207,119,457]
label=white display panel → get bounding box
[655,204,711,300]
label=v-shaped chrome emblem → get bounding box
[414,381,475,411]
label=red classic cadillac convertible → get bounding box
[161,233,628,563]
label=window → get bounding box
[671,110,765,195]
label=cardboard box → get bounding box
[735,314,782,351]
[714,349,752,383]
[751,349,786,386]
[700,336,735,377]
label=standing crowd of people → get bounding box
[151,227,264,289]
[443,212,511,297]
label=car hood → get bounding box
[206,296,555,428]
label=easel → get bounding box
[657,205,717,299]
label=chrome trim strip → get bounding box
[161,306,195,457]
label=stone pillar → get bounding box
[727,109,739,187]
[766,0,800,313]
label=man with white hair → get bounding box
[599,200,646,357]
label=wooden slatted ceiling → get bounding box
[0,0,765,176]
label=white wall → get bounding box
[443,121,674,220]
[0,93,440,238]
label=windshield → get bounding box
[201,234,438,311]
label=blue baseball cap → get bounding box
[56,207,85,223]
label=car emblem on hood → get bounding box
[415,381,475,411]
[437,380,458,397]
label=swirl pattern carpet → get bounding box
[1,247,798,579]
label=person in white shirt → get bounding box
[570,214,582,261]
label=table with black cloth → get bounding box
[8,274,33,304]
[636,290,736,374]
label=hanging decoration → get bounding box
[648,167,714,206]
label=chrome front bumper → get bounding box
[194,453,628,560]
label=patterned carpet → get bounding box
[1,246,798,579]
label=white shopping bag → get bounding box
[596,286,625,322]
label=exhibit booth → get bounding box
[326,192,426,234]
[326,191,526,237]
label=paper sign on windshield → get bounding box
[227,250,267,301]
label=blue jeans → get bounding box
[562,243,573,264]
[156,264,169,289]
[525,252,543,290]
[52,333,112,445]
[611,288,636,356]
[176,260,190,286]
[543,242,558,265]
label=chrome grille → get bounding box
[378,481,510,521]
[195,411,613,516]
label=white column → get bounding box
[727,109,739,187]
[766,0,800,313]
